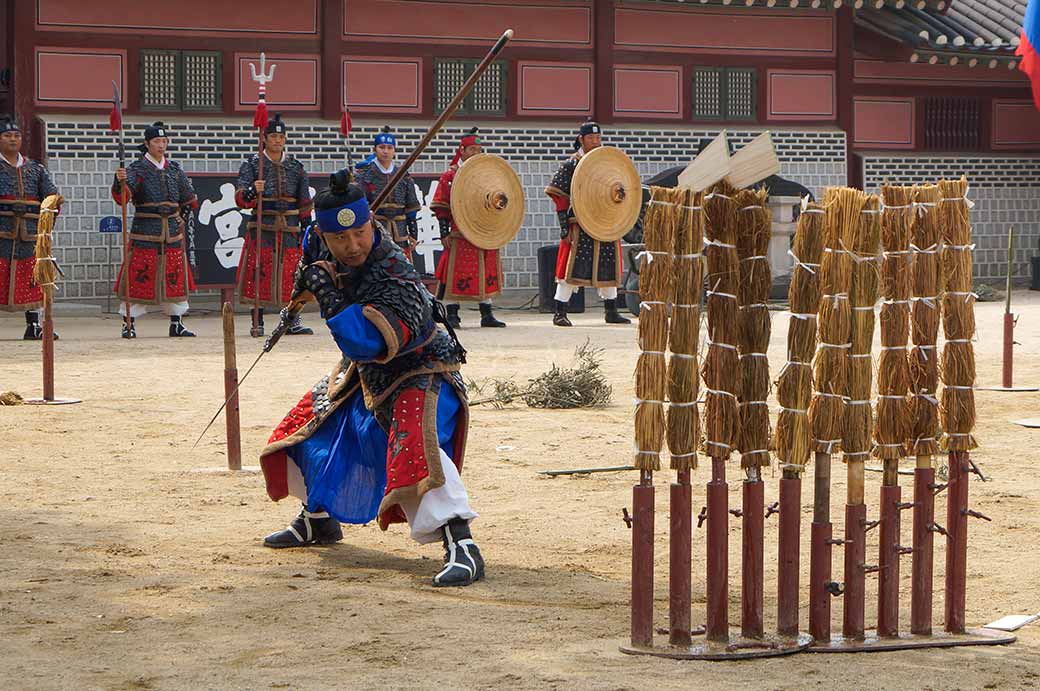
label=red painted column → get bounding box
[945,452,969,634]
[742,477,764,640]
[777,475,801,638]
[843,503,866,640]
[706,456,729,642]
[669,469,692,647]
[12,0,38,158]
[322,0,344,121]
[877,484,902,637]
[592,0,614,124]
[911,466,935,635]
[835,6,858,189]
[631,471,655,648]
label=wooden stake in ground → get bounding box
[32,194,64,402]
[222,303,243,471]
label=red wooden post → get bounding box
[669,469,692,647]
[842,502,867,640]
[945,451,969,634]
[809,452,832,643]
[221,299,242,471]
[741,476,764,640]
[777,474,801,637]
[1002,312,1014,389]
[911,463,935,635]
[631,470,655,648]
[877,483,902,637]
[42,302,55,402]
[706,456,729,642]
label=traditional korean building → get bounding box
[1,0,1036,301]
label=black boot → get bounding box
[552,299,572,327]
[121,316,136,339]
[432,517,484,587]
[604,298,631,325]
[169,315,196,337]
[263,506,343,548]
[479,302,506,328]
[22,311,56,340]
[286,312,313,336]
[446,304,462,329]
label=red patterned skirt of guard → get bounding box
[115,246,194,304]
[236,235,276,307]
[260,389,317,501]
[435,236,502,301]
[0,256,43,311]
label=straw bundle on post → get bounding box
[938,176,977,452]
[776,199,826,471]
[667,189,705,471]
[908,184,942,457]
[701,179,741,459]
[634,186,677,471]
[32,194,64,308]
[873,185,914,463]
[735,187,772,470]
[843,194,881,468]
[809,187,864,455]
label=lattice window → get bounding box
[141,50,222,112]
[692,67,757,122]
[923,97,980,151]
[182,52,222,111]
[434,59,507,116]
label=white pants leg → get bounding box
[554,281,575,302]
[163,301,190,317]
[118,303,149,319]
[597,286,618,300]
[399,449,478,545]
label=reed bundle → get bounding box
[667,188,705,471]
[810,187,864,454]
[634,186,677,470]
[776,200,827,469]
[734,188,772,469]
[937,176,977,451]
[908,184,942,455]
[701,180,741,459]
[873,185,915,461]
[32,194,64,308]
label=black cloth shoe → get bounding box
[432,518,484,587]
[604,298,631,325]
[169,316,196,337]
[263,507,343,548]
[121,317,136,339]
[552,299,572,327]
[446,304,462,329]
[250,308,265,338]
[286,314,313,336]
[22,312,57,340]
[479,303,505,328]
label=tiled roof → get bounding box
[858,0,1025,62]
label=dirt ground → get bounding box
[2,292,1040,691]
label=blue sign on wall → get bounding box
[99,216,122,233]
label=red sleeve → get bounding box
[111,185,130,205]
[548,192,570,213]
[430,168,454,220]
[235,188,257,210]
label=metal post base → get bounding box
[807,628,1015,653]
[621,629,812,660]
[23,397,82,405]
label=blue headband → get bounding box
[374,131,396,147]
[315,195,371,234]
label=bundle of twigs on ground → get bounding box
[775,198,826,471]
[809,187,864,455]
[701,180,741,460]
[736,187,772,470]
[467,339,612,409]
[634,186,677,470]
[0,391,25,406]
[874,184,914,462]
[908,184,942,456]
[667,188,704,471]
[843,194,882,464]
[938,176,977,451]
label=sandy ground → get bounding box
[2,293,1040,691]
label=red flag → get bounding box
[340,109,352,137]
[109,103,121,133]
[253,98,269,130]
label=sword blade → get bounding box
[191,348,266,449]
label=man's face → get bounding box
[460,143,482,162]
[0,131,22,157]
[147,137,168,159]
[320,220,374,268]
[375,143,396,167]
[265,132,286,156]
[580,133,602,153]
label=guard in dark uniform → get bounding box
[354,126,420,258]
[235,114,313,337]
[0,116,60,339]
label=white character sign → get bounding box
[197,182,247,270]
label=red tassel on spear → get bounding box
[340,108,352,138]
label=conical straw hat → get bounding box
[571,146,641,242]
[449,153,525,250]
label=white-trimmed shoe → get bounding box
[264,507,343,548]
[432,518,485,587]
